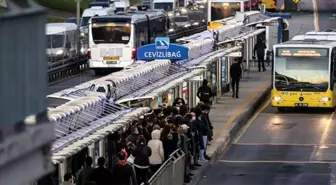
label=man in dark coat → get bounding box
[230,58,242,98]
[111,152,137,185]
[197,79,213,106]
[77,157,94,185]
[90,157,113,185]
[254,37,267,72]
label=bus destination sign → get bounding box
[277,48,328,57]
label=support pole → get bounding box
[76,0,81,55]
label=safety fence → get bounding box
[141,149,186,185]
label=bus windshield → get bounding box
[91,18,131,44]
[81,16,91,26]
[154,2,173,11]
[274,47,330,92]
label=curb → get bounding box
[188,84,272,185]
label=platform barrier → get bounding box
[141,149,186,185]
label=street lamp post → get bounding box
[76,0,81,55]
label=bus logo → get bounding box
[155,37,170,49]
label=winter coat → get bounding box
[133,144,152,168]
[148,130,164,165]
[76,166,94,185]
[111,162,137,185]
[163,132,181,160]
[90,166,113,185]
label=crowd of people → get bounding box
[60,93,214,185]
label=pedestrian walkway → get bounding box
[188,65,271,185]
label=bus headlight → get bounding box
[320,97,330,102]
[273,96,282,101]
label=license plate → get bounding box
[103,56,119,60]
[294,103,308,107]
[106,61,118,64]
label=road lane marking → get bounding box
[213,80,270,140]
[310,111,336,161]
[233,143,318,146]
[312,0,320,31]
[233,98,271,143]
[217,160,336,164]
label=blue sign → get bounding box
[137,37,189,61]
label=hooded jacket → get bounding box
[148,130,164,165]
[197,79,213,103]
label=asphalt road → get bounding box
[48,70,101,94]
[198,97,336,185]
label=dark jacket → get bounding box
[197,80,213,103]
[111,162,137,185]
[196,117,209,137]
[77,166,94,185]
[133,144,152,167]
[163,132,180,160]
[90,166,113,185]
[254,40,267,56]
[230,62,242,79]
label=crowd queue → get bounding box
[58,79,215,185]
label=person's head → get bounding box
[171,107,179,115]
[136,135,147,146]
[97,157,105,167]
[194,107,202,118]
[202,79,208,86]
[200,105,209,114]
[117,151,127,161]
[184,113,192,122]
[131,126,139,135]
[152,124,161,131]
[160,124,171,141]
[64,173,73,183]
[151,129,161,140]
[84,156,93,167]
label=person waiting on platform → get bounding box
[230,58,242,98]
[197,79,213,106]
[254,37,267,72]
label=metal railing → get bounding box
[141,149,185,185]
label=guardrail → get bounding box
[48,55,88,82]
[141,149,186,185]
[168,25,207,41]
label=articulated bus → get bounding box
[272,32,336,111]
[88,11,167,74]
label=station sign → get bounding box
[293,0,300,4]
[137,37,189,61]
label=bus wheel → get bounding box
[277,107,286,113]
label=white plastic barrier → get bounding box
[184,38,214,60]
[48,60,171,100]
[216,22,244,42]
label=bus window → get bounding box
[91,18,131,44]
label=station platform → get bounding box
[188,65,271,185]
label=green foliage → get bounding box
[36,0,93,12]
[47,17,65,23]
[36,0,140,13]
